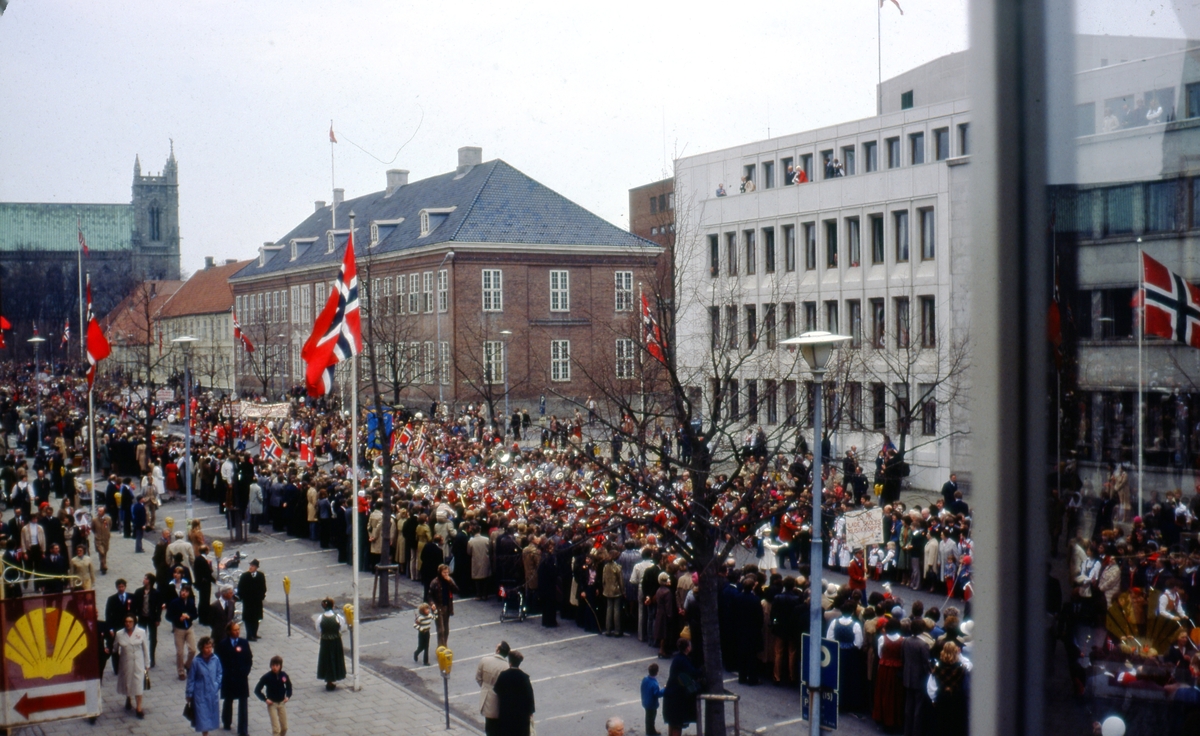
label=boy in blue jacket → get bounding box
[641,662,664,736]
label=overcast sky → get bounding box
[0,1,1187,277]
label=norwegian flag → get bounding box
[1141,252,1200,349]
[391,423,413,455]
[85,276,111,389]
[78,217,89,256]
[299,441,315,465]
[408,430,426,461]
[642,292,668,365]
[301,229,361,397]
[260,429,284,461]
[231,308,255,353]
[61,317,69,347]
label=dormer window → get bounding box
[289,237,317,261]
[419,208,456,237]
[290,239,299,261]
[327,231,336,253]
[368,219,402,248]
[370,223,380,247]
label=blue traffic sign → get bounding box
[801,634,841,690]
[802,687,839,730]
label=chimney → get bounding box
[315,200,326,212]
[385,169,409,196]
[333,188,344,207]
[457,146,482,175]
[225,259,237,265]
[204,256,214,270]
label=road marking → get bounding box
[535,698,642,723]
[756,716,806,732]
[359,640,390,648]
[528,656,656,684]
[452,633,596,663]
[301,581,343,589]
[257,550,332,561]
[450,614,542,632]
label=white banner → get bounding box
[235,401,290,420]
[844,507,885,549]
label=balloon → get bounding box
[1101,716,1126,736]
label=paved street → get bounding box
[11,488,953,736]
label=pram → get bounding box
[498,580,527,623]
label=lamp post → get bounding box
[781,330,850,736]
[499,329,512,425]
[27,335,46,451]
[435,251,455,412]
[172,335,199,523]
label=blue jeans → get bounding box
[134,526,144,553]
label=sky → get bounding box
[0,1,1187,277]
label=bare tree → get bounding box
[452,316,533,428]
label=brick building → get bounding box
[228,147,662,413]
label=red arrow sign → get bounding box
[13,690,86,719]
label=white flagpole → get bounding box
[1137,249,1144,518]
[88,388,96,520]
[350,355,360,691]
[77,233,85,361]
[330,120,338,231]
[877,0,883,115]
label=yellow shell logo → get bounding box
[4,608,88,679]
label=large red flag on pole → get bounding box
[301,230,361,396]
[85,276,110,388]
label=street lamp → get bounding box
[435,251,455,411]
[781,329,850,736]
[27,335,46,451]
[498,330,512,425]
[172,335,199,523]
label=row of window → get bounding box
[482,270,636,313]
[708,295,937,351]
[648,192,675,214]
[1052,177,1200,238]
[738,124,969,190]
[708,209,935,278]
[359,341,452,386]
[481,339,641,384]
[705,377,938,435]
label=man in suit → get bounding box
[131,573,164,668]
[475,641,511,736]
[940,473,959,507]
[40,542,68,594]
[131,495,147,553]
[216,621,254,736]
[31,469,51,507]
[20,512,45,579]
[236,559,267,640]
[104,578,135,674]
[211,586,237,644]
[119,478,134,537]
[902,618,935,736]
[492,650,535,736]
[193,547,216,625]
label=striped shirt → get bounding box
[414,612,434,633]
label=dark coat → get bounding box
[211,596,237,643]
[769,590,802,643]
[236,570,267,623]
[493,667,535,736]
[420,541,445,585]
[105,591,135,631]
[131,586,164,626]
[215,636,254,699]
[663,651,701,727]
[902,635,933,689]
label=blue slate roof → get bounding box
[231,160,654,281]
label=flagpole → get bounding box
[231,308,238,399]
[638,282,646,425]
[330,120,337,231]
[350,354,360,691]
[88,387,96,520]
[77,232,85,362]
[877,0,883,115]
[1137,248,1145,518]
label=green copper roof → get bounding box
[0,203,133,252]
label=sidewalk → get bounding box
[17,498,478,736]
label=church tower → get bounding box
[130,142,181,280]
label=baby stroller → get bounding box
[498,580,527,623]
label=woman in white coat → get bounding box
[114,614,151,718]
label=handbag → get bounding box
[679,625,691,641]
[143,673,151,690]
[182,700,194,723]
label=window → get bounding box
[409,274,420,313]
[708,235,719,277]
[920,383,937,436]
[763,227,775,273]
[315,285,325,318]
[743,163,756,187]
[650,195,658,214]
[437,270,449,312]
[842,146,856,175]
[763,303,777,349]
[396,276,406,314]
[615,271,633,311]
[920,208,935,259]
[709,307,721,350]
[149,204,161,241]
[745,305,757,349]
[368,279,379,316]
[746,380,759,424]
[871,383,887,431]
[616,339,635,379]
[847,218,861,267]
[783,225,796,272]
[863,141,878,172]
[847,382,862,429]
[920,296,936,348]
[799,154,813,181]
[825,300,839,333]
[382,277,393,315]
[934,128,950,160]
[785,380,798,425]
[886,137,901,168]
[910,132,925,164]
[895,297,910,348]
[550,340,571,382]
[726,233,738,275]
[409,342,421,383]
[804,382,815,428]
[482,269,502,311]
[870,298,886,348]
[743,230,756,275]
[783,302,796,339]
[958,123,970,155]
[725,305,738,349]
[871,215,885,264]
[728,378,739,420]
[1103,185,1135,236]
[658,194,667,212]
[782,157,795,184]
[821,150,835,179]
[763,160,775,189]
[825,220,838,268]
[895,382,911,435]
[803,301,817,332]
[848,300,862,348]
[424,341,435,383]
[550,270,570,312]
[765,380,778,424]
[804,223,816,270]
[1145,180,1183,232]
[710,378,722,422]
[668,193,674,210]
[483,341,504,383]
[894,210,910,261]
[423,272,433,313]
[900,90,914,109]
[440,341,450,385]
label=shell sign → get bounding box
[0,592,101,727]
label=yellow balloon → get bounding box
[113,491,121,507]
[212,540,224,558]
[165,517,175,532]
[282,576,291,595]
[343,603,354,627]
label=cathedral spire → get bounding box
[134,154,141,177]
